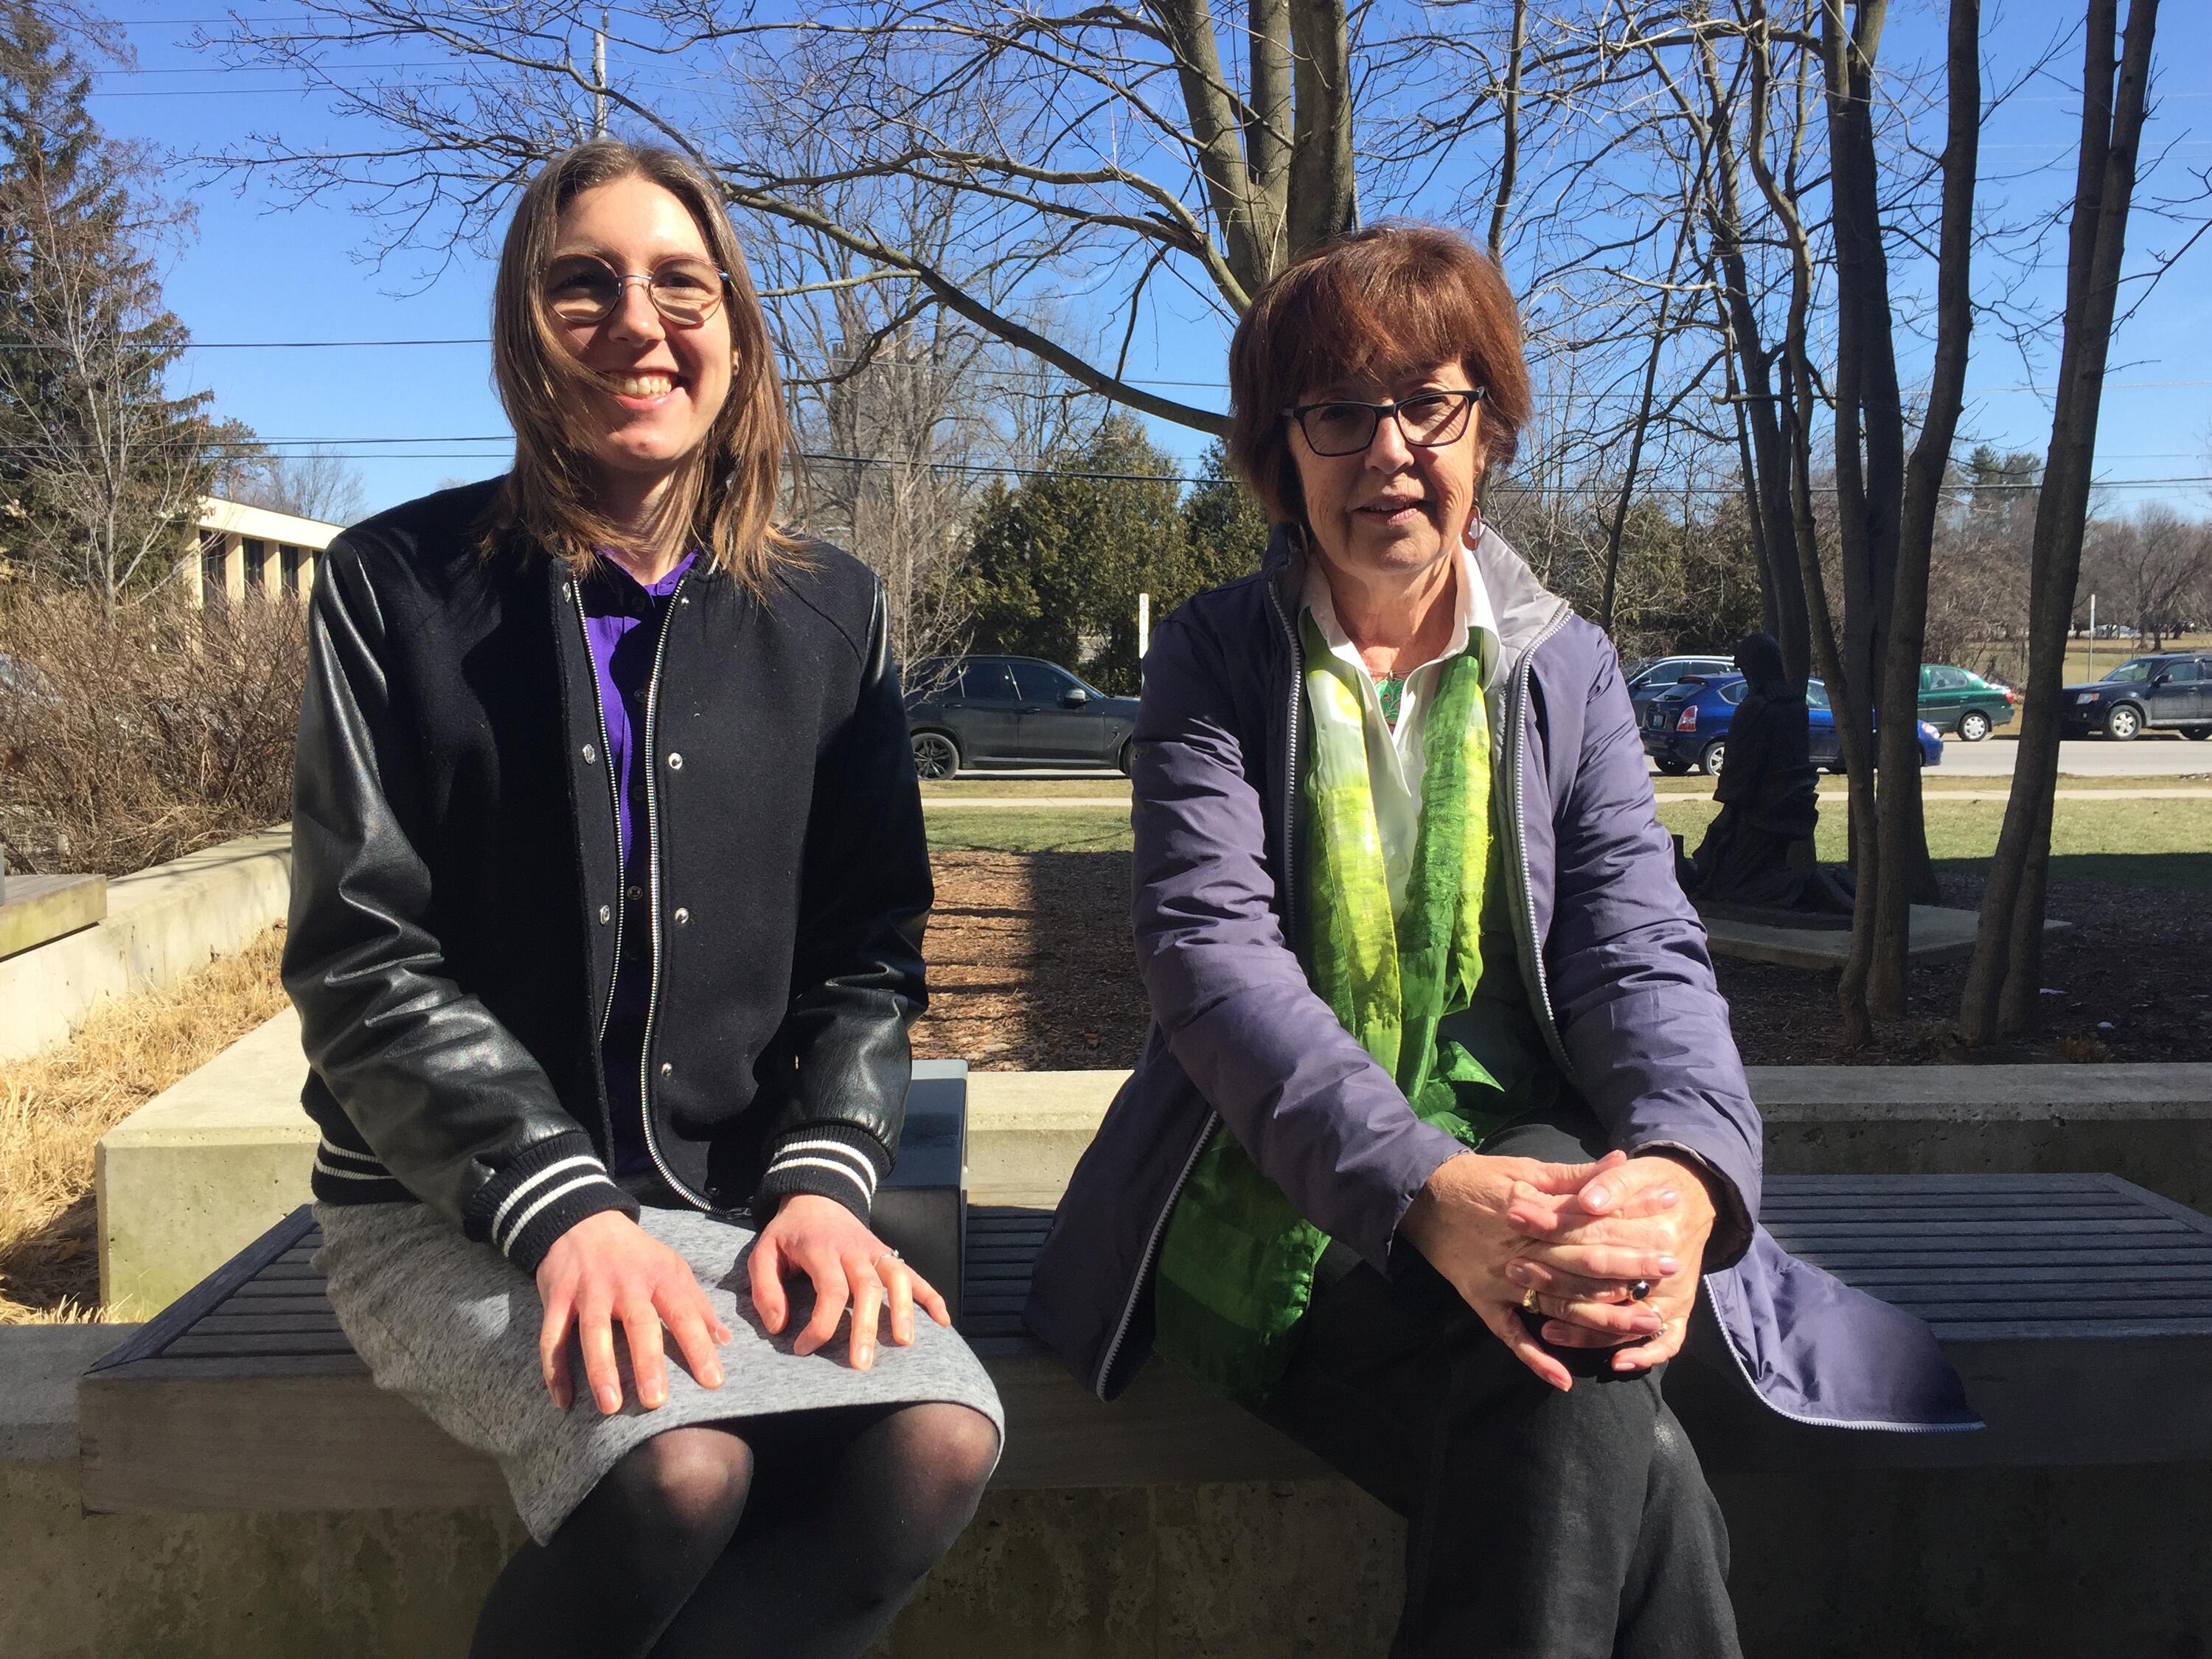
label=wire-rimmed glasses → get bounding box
[1284,388,1486,457]
[540,253,731,328]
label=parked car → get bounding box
[2058,653,2212,742]
[1918,664,2016,741]
[1641,673,1944,776]
[904,654,1140,779]
[1625,653,1736,723]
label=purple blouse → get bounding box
[579,550,695,1178]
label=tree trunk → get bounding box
[1961,0,2159,1043]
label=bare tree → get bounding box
[220,445,369,526]
[1961,0,2161,1045]
[2082,504,2212,650]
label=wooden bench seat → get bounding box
[78,1173,2212,1512]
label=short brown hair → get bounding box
[480,139,800,593]
[1226,223,1532,526]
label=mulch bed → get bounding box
[914,852,2212,1071]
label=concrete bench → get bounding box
[77,1160,2212,1513]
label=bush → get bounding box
[0,589,305,877]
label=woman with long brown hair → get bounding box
[285,139,1001,1658]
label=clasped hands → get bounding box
[1400,1147,1716,1392]
[534,1195,953,1415]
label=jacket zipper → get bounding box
[1091,573,1307,1400]
[1499,603,1579,1082]
[633,566,710,1209]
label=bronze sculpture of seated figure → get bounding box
[1677,632,1854,922]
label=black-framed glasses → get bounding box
[540,253,731,327]
[1284,387,1486,457]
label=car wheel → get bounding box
[1699,740,1726,777]
[2104,704,2142,742]
[1958,709,1992,742]
[1116,739,1134,776]
[1655,759,1691,776]
[911,730,960,780]
[2187,726,2212,742]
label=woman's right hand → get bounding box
[1399,1150,1672,1391]
[536,1211,734,1414]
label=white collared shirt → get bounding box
[1302,539,1503,916]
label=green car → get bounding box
[1918,664,2017,741]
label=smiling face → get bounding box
[546,175,734,495]
[1288,361,1484,597]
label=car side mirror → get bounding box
[2152,672,2171,686]
[1061,688,1090,707]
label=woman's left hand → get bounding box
[746,1194,951,1370]
[1503,1155,1717,1373]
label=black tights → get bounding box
[469,1401,999,1659]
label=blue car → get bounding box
[1640,673,1943,777]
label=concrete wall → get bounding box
[966,1065,2212,1212]
[0,826,291,1062]
[96,1012,317,1318]
[4,1329,2206,1658]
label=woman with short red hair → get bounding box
[1026,223,1972,1654]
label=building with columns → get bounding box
[187,498,347,608]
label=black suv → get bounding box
[904,655,1140,778]
[2059,653,2212,742]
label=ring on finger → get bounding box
[1628,1279,1654,1301]
[1520,1284,1541,1312]
[873,1249,903,1270]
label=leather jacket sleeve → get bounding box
[748,580,933,1223]
[283,537,636,1273]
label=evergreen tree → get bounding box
[1179,439,1271,591]
[963,413,1192,693]
[0,4,224,606]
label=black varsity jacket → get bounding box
[283,478,931,1273]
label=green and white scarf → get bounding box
[1151,613,1525,1399]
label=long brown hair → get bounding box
[481,139,801,592]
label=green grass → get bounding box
[925,796,2212,886]
[927,809,1135,854]
[919,777,1129,798]
[1655,796,2212,891]
[1649,771,2212,799]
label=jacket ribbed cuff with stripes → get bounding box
[461,1132,640,1276]
[751,1121,892,1225]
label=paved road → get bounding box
[1920,735,2212,776]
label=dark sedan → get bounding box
[905,655,1140,779]
[2058,653,2212,742]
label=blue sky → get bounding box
[78,1,2212,522]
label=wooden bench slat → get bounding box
[1792,1253,2212,1279]
[1767,1219,2196,1242]
[194,1315,349,1338]
[162,1332,364,1359]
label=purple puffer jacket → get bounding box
[1023,525,1979,1433]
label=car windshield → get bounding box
[2100,658,2168,683]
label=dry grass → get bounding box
[0,926,290,1324]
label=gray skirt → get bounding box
[313,1201,1005,1543]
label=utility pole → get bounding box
[591,18,608,139]
[2087,592,2096,681]
[1137,592,1150,663]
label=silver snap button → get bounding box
[560,582,572,598]
[667,751,684,770]
[597,905,611,924]
[673,907,689,925]
[581,742,597,765]
[659,1062,673,1079]
[679,596,691,606]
